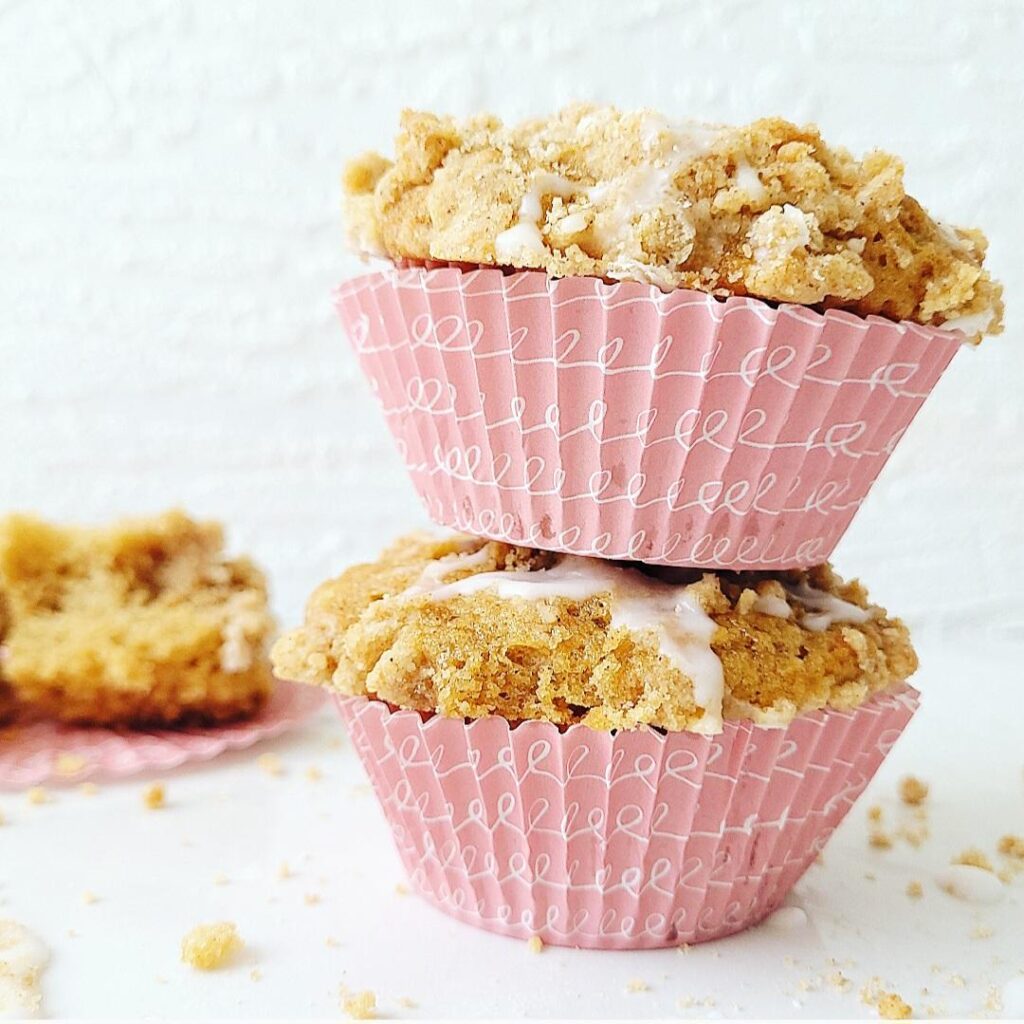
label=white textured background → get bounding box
[2,0,1022,640]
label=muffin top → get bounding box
[272,533,917,733]
[343,104,1002,340]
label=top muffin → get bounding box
[344,104,1002,340]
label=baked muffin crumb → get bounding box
[142,784,165,810]
[877,992,914,1019]
[953,849,994,872]
[899,776,929,806]
[340,989,376,1019]
[181,922,243,970]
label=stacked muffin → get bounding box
[274,106,1002,949]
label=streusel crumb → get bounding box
[341,989,376,1019]
[998,835,1024,860]
[953,848,994,872]
[181,922,243,970]
[877,992,914,1019]
[0,511,275,727]
[143,784,165,810]
[346,105,1003,339]
[906,881,924,900]
[272,533,916,731]
[899,776,929,806]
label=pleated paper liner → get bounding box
[336,264,964,570]
[336,683,919,950]
[0,680,325,789]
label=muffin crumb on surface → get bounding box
[272,533,917,732]
[340,988,376,1020]
[142,784,165,810]
[898,776,929,806]
[346,105,1002,339]
[180,922,243,970]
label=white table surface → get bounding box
[3,632,1022,1021]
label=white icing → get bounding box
[0,920,48,1020]
[494,173,577,262]
[556,211,588,236]
[783,580,872,632]
[940,308,995,337]
[1003,976,1024,1017]
[405,545,496,597]
[733,158,767,202]
[420,555,725,732]
[936,865,1005,905]
[751,593,792,618]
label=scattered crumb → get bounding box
[906,881,924,900]
[180,922,243,970]
[81,890,98,905]
[305,765,323,781]
[0,809,5,826]
[626,978,649,993]
[250,967,262,982]
[26,787,49,806]
[869,830,893,850]
[55,753,86,776]
[66,928,78,938]
[527,935,543,954]
[257,753,284,777]
[998,834,1024,860]
[828,972,853,992]
[983,985,1003,1012]
[397,996,417,1009]
[142,783,165,810]
[864,872,877,881]
[277,861,292,880]
[78,782,98,797]
[947,973,966,989]
[340,988,376,1019]
[212,872,229,886]
[325,936,341,948]
[896,818,930,848]
[877,991,913,1019]
[304,893,321,906]
[394,883,409,896]
[899,776,929,806]
[953,848,993,872]
[970,924,993,939]
[867,805,883,822]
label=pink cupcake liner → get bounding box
[336,683,919,950]
[0,681,325,790]
[336,265,964,570]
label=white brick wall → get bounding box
[2,0,1021,640]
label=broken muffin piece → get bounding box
[272,532,916,733]
[0,510,275,727]
[344,104,1002,339]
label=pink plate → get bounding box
[0,681,325,789]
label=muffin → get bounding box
[0,510,275,727]
[273,532,920,948]
[335,106,1002,571]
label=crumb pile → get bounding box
[345,104,1003,338]
[0,510,275,727]
[272,532,916,732]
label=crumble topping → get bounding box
[272,532,916,731]
[345,105,1003,339]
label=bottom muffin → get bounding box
[272,532,917,733]
[274,533,919,949]
[0,510,276,728]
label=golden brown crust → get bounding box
[272,533,916,731]
[0,510,275,727]
[344,105,1003,339]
